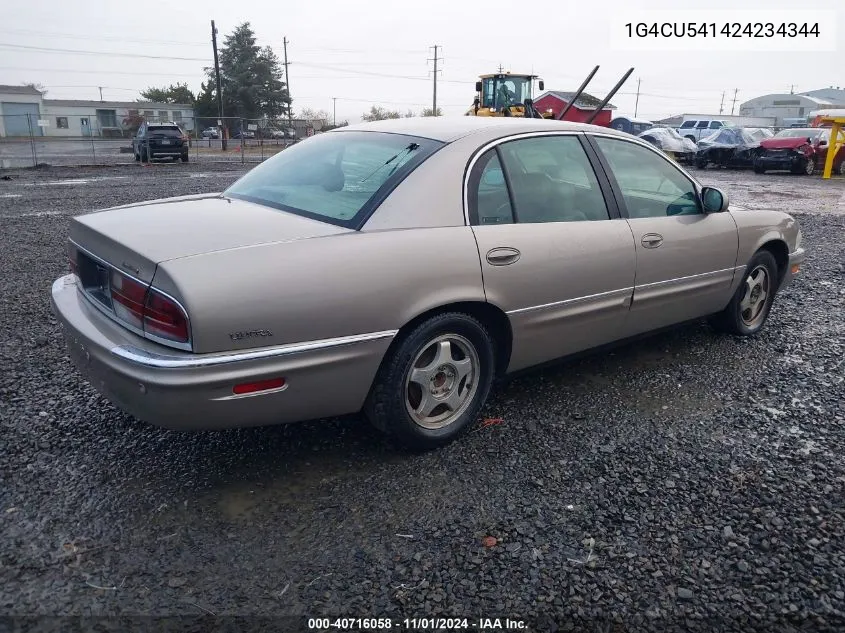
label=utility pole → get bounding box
[283,37,292,128]
[98,86,103,102]
[789,84,795,94]
[428,45,440,116]
[332,97,337,127]
[719,91,725,115]
[730,88,739,115]
[211,20,226,150]
[634,78,641,117]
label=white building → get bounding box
[0,85,194,137]
[738,90,845,127]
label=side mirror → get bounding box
[819,139,828,146]
[538,80,544,91]
[701,186,729,213]
[475,81,482,93]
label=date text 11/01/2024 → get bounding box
[624,22,820,38]
[307,618,527,630]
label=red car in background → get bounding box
[754,128,844,176]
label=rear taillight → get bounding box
[110,270,146,328]
[107,269,190,346]
[143,289,190,344]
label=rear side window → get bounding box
[467,150,513,225]
[468,135,610,225]
[225,131,442,229]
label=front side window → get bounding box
[709,121,723,129]
[679,121,696,129]
[225,131,442,228]
[695,120,710,129]
[593,137,700,218]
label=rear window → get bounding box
[224,131,443,229]
[147,126,182,138]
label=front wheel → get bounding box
[181,153,189,163]
[709,250,778,336]
[365,313,495,450]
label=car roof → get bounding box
[338,116,630,143]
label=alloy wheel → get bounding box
[739,265,770,328]
[405,334,479,430]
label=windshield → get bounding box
[481,76,532,109]
[224,131,442,228]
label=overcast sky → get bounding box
[0,0,840,122]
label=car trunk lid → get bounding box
[70,193,353,284]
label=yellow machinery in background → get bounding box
[813,111,845,179]
[468,72,546,117]
[467,66,634,124]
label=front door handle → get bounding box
[641,233,664,249]
[486,247,521,266]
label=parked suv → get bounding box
[754,127,844,176]
[677,119,729,142]
[133,122,189,162]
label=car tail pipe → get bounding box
[556,65,600,121]
[585,68,635,125]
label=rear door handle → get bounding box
[641,233,664,249]
[486,247,521,266]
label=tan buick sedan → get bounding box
[51,117,804,448]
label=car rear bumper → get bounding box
[50,274,394,430]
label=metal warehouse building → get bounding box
[739,89,845,127]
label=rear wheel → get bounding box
[709,250,778,336]
[365,313,495,450]
[753,160,765,174]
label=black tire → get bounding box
[709,250,779,336]
[141,148,149,162]
[364,312,496,450]
[134,151,140,162]
[695,157,707,169]
[753,161,765,174]
[181,153,189,163]
[791,158,814,176]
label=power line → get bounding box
[0,43,209,62]
[0,27,209,47]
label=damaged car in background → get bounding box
[695,127,774,170]
[50,118,804,450]
[637,126,697,165]
[754,127,845,176]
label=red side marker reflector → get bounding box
[232,377,286,395]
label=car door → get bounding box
[468,133,637,372]
[588,135,739,336]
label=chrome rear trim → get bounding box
[111,330,399,369]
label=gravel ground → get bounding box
[1,162,844,632]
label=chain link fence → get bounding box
[0,113,323,169]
